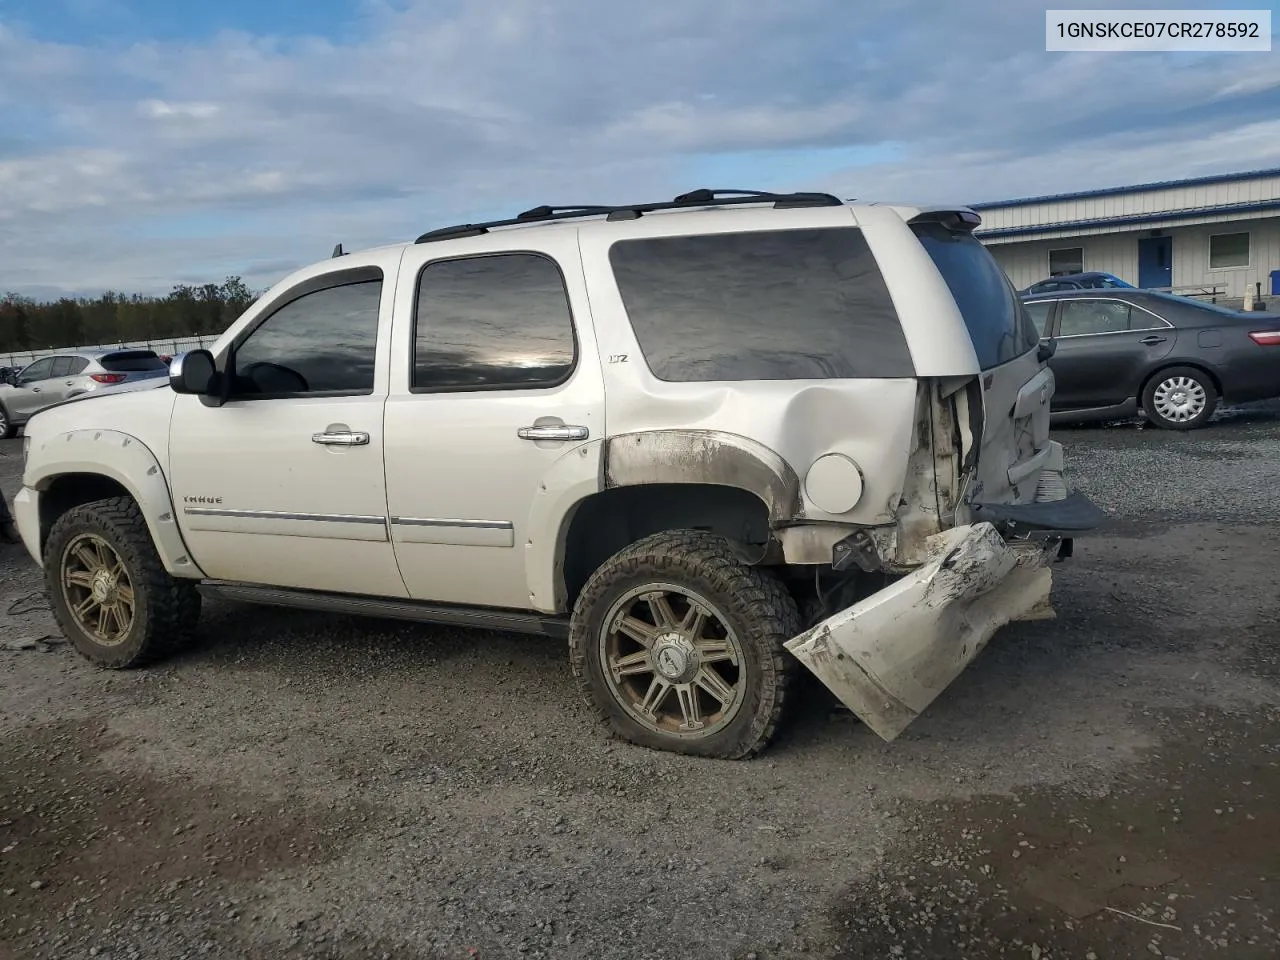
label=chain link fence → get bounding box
[0,335,221,370]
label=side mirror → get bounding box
[1037,339,1058,363]
[170,349,218,396]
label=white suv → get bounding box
[11,189,1102,759]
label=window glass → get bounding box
[234,279,382,396]
[19,357,53,381]
[413,254,577,391]
[1048,248,1084,276]
[50,356,74,377]
[1208,232,1249,269]
[1058,300,1131,337]
[68,356,89,374]
[100,351,168,372]
[913,223,1039,369]
[1024,301,1053,336]
[610,227,911,382]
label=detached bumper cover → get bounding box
[785,520,1057,742]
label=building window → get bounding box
[1208,232,1250,269]
[1048,247,1084,277]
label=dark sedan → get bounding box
[1022,289,1280,430]
[1019,271,1134,297]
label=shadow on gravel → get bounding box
[826,706,1280,959]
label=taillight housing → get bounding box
[1248,330,1280,346]
[90,373,127,384]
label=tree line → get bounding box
[0,278,258,354]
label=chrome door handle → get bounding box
[312,430,370,446]
[1139,335,1167,345]
[517,424,589,441]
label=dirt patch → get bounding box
[828,706,1280,959]
[0,720,370,960]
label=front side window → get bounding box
[1208,232,1249,269]
[913,222,1039,369]
[233,279,382,396]
[1048,248,1084,276]
[412,253,577,391]
[610,227,912,382]
[19,357,53,382]
[1058,300,1131,337]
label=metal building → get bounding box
[972,167,1280,302]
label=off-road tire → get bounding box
[0,403,14,440]
[569,529,801,759]
[1141,365,1218,430]
[44,496,201,668]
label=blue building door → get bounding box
[1138,236,1172,289]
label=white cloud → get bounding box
[0,0,1277,296]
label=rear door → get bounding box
[911,220,1052,506]
[1047,298,1175,410]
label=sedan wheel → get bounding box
[1142,366,1218,430]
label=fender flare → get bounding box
[603,429,803,526]
[25,428,206,579]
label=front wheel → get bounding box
[568,530,801,759]
[1142,366,1218,430]
[44,496,201,668]
[0,404,14,440]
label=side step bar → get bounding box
[197,581,570,638]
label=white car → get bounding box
[11,189,1102,758]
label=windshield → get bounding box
[912,222,1040,369]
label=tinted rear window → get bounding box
[912,222,1039,369]
[99,351,168,372]
[609,227,913,382]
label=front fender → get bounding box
[24,428,205,579]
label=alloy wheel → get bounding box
[61,533,135,645]
[598,582,747,738]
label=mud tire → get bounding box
[569,530,801,759]
[44,496,201,668]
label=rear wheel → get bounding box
[568,530,801,759]
[44,496,201,668]
[1142,366,1217,430]
[0,404,13,440]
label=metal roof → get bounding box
[975,198,1280,240]
[969,167,1280,211]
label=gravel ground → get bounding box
[1,404,1279,960]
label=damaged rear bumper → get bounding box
[784,518,1076,742]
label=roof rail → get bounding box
[413,188,846,244]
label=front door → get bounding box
[8,356,56,419]
[1048,297,1175,409]
[383,236,605,612]
[168,256,408,598]
[1138,236,1172,289]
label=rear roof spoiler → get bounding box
[907,208,983,233]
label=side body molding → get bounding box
[25,429,206,580]
[602,430,804,526]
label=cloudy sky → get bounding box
[1,0,1278,298]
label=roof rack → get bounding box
[413,189,846,244]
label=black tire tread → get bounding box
[0,402,14,440]
[44,495,200,668]
[1141,364,1219,431]
[568,529,801,760]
